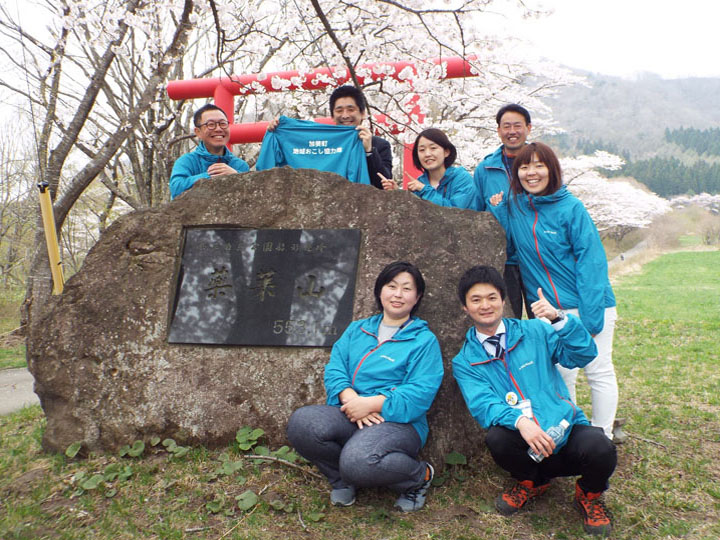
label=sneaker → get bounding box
[330,486,356,507]
[394,464,434,512]
[574,482,613,536]
[612,418,628,444]
[495,479,550,516]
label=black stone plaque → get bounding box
[168,228,361,347]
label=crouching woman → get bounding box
[286,261,444,512]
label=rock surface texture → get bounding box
[28,168,509,466]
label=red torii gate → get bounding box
[166,56,477,184]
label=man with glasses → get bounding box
[170,104,250,199]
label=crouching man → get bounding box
[452,265,616,536]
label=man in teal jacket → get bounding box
[452,265,616,537]
[169,104,249,199]
[473,104,533,318]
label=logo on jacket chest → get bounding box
[518,360,534,370]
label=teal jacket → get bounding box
[413,166,477,209]
[324,314,444,445]
[169,142,249,199]
[473,146,518,264]
[452,316,596,452]
[257,116,370,184]
[491,186,616,335]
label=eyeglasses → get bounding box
[197,120,229,130]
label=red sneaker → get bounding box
[495,479,550,515]
[574,482,613,536]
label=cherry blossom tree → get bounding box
[0,0,584,329]
[562,151,671,241]
[0,0,195,326]
[0,129,35,286]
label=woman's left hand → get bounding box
[354,412,385,429]
[340,395,385,424]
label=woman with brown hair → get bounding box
[490,142,619,441]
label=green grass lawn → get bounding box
[0,344,26,370]
[1,251,719,539]
[0,285,25,370]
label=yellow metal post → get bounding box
[37,182,64,295]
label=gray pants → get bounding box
[286,404,426,493]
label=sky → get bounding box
[4,0,720,81]
[511,0,720,79]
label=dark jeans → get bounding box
[504,264,534,319]
[286,404,426,493]
[485,424,617,493]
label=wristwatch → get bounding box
[550,309,565,324]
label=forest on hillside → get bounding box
[546,75,720,197]
[549,128,720,197]
[665,127,720,157]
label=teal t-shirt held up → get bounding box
[256,116,370,184]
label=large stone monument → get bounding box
[28,168,509,466]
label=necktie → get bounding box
[485,334,504,358]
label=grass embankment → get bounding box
[1,251,719,539]
[0,286,25,370]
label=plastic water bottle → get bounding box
[527,419,570,463]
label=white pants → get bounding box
[557,307,618,439]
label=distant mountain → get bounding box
[543,71,720,160]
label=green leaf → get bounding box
[72,471,87,484]
[81,474,105,490]
[445,451,467,466]
[118,466,133,482]
[127,440,145,457]
[249,428,265,440]
[238,442,253,451]
[171,446,189,458]
[118,445,130,457]
[236,490,259,511]
[218,452,230,463]
[254,446,270,456]
[305,511,325,522]
[162,438,177,451]
[105,488,117,498]
[149,436,161,446]
[104,471,119,482]
[217,461,242,476]
[103,463,121,481]
[65,442,82,458]
[431,475,446,487]
[235,427,252,443]
[273,445,291,456]
[205,499,223,514]
[272,446,298,462]
[269,499,286,511]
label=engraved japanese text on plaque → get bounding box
[168,228,361,347]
